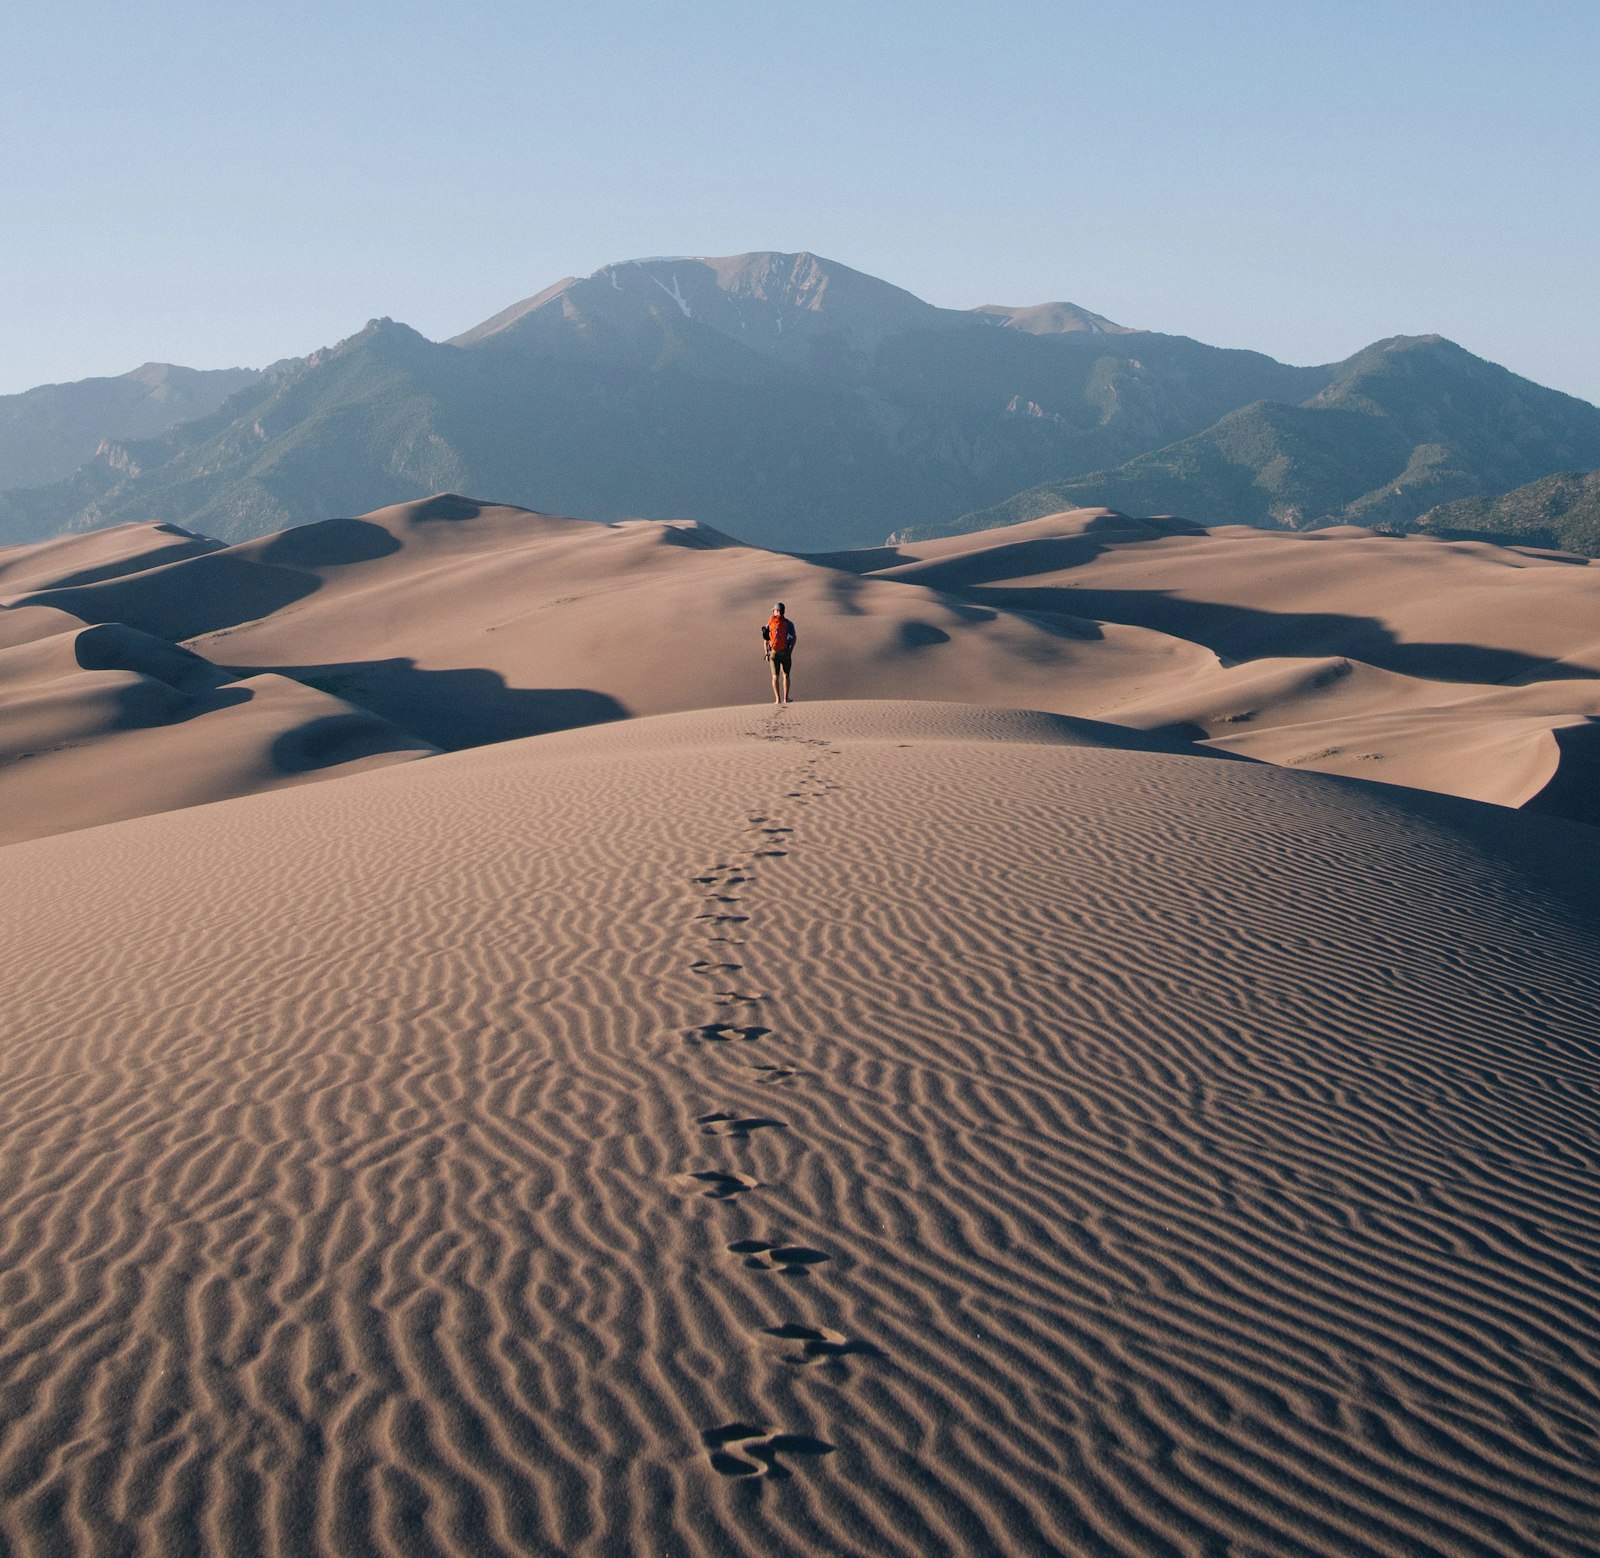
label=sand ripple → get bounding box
[0,701,1597,1555]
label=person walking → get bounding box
[762,601,796,706]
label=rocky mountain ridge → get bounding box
[2,252,1594,553]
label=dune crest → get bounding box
[0,614,434,844]
[4,495,1600,842]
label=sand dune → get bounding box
[854,509,1600,816]
[12,495,1212,754]
[872,511,1600,683]
[0,617,433,845]
[4,495,1600,842]
[0,520,222,594]
[1,700,1596,1554]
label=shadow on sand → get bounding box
[24,518,406,640]
[270,713,431,774]
[947,584,1593,685]
[253,516,403,568]
[70,622,250,731]
[243,658,629,750]
[1524,719,1600,828]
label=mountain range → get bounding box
[1415,469,1600,555]
[2,252,1596,553]
[0,361,262,491]
[916,335,1600,544]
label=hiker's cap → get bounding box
[775,602,785,613]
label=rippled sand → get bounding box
[2,701,1596,1554]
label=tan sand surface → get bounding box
[13,496,1208,753]
[1,700,1597,1555]
[0,621,434,845]
[0,521,222,595]
[5,496,1600,842]
[855,509,1600,815]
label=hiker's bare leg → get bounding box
[779,665,791,705]
[770,659,782,704]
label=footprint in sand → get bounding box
[727,1239,831,1277]
[753,850,787,859]
[712,991,765,1007]
[697,1111,787,1139]
[679,1169,759,1200]
[694,914,750,925]
[689,960,743,974]
[701,1422,836,1479]
[761,1323,884,1367]
[749,1064,800,1086]
[686,1023,772,1044]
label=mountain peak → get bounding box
[973,301,1137,337]
[297,317,434,375]
[449,250,944,354]
[122,362,180,387]
[449,250,1151,368]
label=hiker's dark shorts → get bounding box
[770,651,792,674]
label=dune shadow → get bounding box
[29,532,224,592]
[953,584,1591,685]
[244,658,629,749]
[255,517,403,568]
[899,620,951,648]
[798,543,913,573]
[69,621,255,731]
[1524,719,1600,829]
[75,623,233,694]
[270,713,429,774]
[405,493,488,525]
[1024,712,1250,760]
[29,554,326,639]
[110,678,252,731]
[824,573,868,616]
[889,533,1128,588]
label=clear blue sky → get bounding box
[4,0,1596,402]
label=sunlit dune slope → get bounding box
[1,700,1596,1555]
[0,609,433,845]
[13,495,1209,751]
[5,494,1600,838]
[0,519,223,594]
[848,507,1600,817]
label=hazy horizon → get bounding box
[4,1,1597,405]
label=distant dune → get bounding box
[1,700,1597,1554]
[0,522,434,843]
[3,495,1598,843]
[864,509,1600,821]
